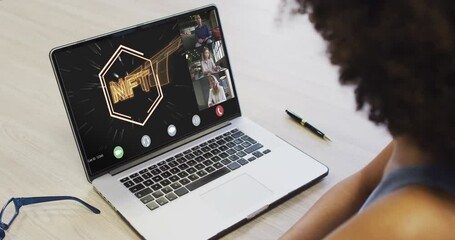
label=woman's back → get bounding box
[326,182,455,239]
[360,165,455,210]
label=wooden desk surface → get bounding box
[0,0,391,239]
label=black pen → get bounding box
[285,110,332,142]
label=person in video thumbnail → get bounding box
[201,47,220,76]
[207,75,226,107]
[195,15,212,47]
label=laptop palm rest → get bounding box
[200,173,273,217]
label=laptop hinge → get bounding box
[109,121,232,176]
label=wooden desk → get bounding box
[0,0,391,239]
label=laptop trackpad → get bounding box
[200,173,273,217]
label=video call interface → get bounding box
[53,9,238,175]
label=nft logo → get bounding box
[109,66,152,104]
[98,45,163,126]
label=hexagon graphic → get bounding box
[98,45,163,126]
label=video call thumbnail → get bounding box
[178,12,235,111]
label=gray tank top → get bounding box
[360,165,455,211]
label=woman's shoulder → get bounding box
[325,186,455,240]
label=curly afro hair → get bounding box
[289,0,455,163]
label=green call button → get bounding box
[113,146,124,159]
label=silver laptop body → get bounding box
[50,5,328,239]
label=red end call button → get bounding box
[215,105,224,117]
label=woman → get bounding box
[207,75,226,107]
[281,1,455,239]
[201,47,220,75]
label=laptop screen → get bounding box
[50,6,240,179]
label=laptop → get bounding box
[49,5,328,239]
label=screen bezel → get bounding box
[49,5,242,182]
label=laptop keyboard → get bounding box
[119,129,271,211]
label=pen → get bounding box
[285,110,332,142]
